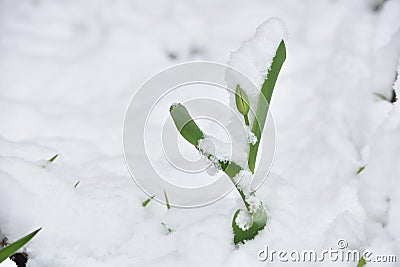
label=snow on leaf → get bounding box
[235,210,253,231]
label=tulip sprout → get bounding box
[170,40,286,244]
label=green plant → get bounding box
[163,190,171,210]
[357,256,366,267]
[170,40,286,244]
[356,165,366,175]
[48,154,58,163]
[235,84,250,126]
[161,222,174,234]
[373,89,397,103]
[142,196,154,207]
[0,228,41,263]
[41,153,59,168]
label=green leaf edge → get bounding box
[48,154,58,163]
[357,256,366,267]
[164,190,171,210]
[169,39,286,245]
[248,40,286,173]
[232,207,267,245]
[0,228,41,263]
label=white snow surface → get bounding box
[1,0,400,267]
[1,259,17,267]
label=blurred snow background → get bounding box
[0,0,400,266]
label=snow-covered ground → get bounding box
[1,0,400,266]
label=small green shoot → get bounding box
[41,153,59,168]
[164,190,171,210]
[374,90,397,103]
[235,84,250,125]
[161,222,174,234]
[142,196,154,207]
[48,154,58,163]
[357,256,366,267]
[74,181,80,188]
[374,92,389,101]
[357,165,366,175]
[169,39,286,244]
[0,228,41,263]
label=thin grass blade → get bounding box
[142,196,154,207]
[164,190,171,210]
[0,228,41,263]
[48,154,58,163]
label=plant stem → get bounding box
[201,150,250,211]
[170,104,251,211]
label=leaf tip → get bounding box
[48,154,58,163]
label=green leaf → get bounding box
[374,90,397,103]
[232,207,267,245]
[48,154,58,163]
[357,256,366,267]
[169,103,266,242]
[169,103,242,179]
[0,228,41,263]
[235,84,250,124]
[170,103,204,147]
[248,40,286,173]
[169,103,249,207]
[142,196,154,207]
[164,190,171,210]
[356,165,366,175]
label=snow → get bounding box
[1,259,17,267]
[227,18,287,114]
[0,0,400,266]
[235,210,253,231]
[225,18,286,168]
[233,170,254,198]
[247,196,262,214]
[246,126,258,145]
[356,59,400,258]
[198,135,232,163]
